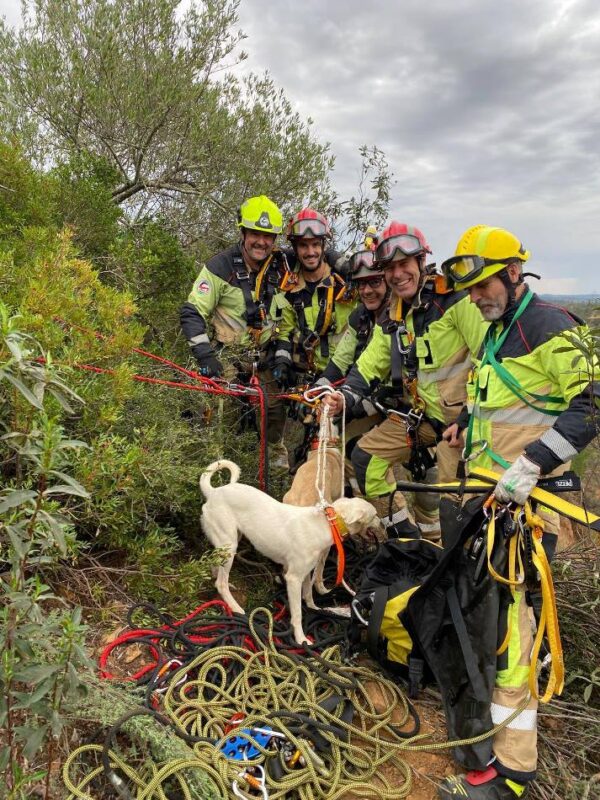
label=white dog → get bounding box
[200,459,379,643]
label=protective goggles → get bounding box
[355,274,386,289]
[288,218,328,239]
[441,255,507,285]
[348,249,377,274]
[375,234,424,264]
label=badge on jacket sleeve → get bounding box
[197,280,211,294]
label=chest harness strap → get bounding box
[465,290,564,468]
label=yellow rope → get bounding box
[63,608,530,799]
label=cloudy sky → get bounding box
[2,0,599,295]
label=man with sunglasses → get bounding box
[436,225,599,800]
[323,221,486,540]
[317,246,389,387]
[276,208,355,383]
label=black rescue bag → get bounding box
[401,495,513,770]
[349,537,444,697]
[350,496,513,771]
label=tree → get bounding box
[329,145,395,251]
[0,0,334,249]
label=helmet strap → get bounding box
[498,264,524,315]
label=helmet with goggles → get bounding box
[375,221,431,266]
[286,208,331,241]
[441,225,530,289]
[348,248,385,281]
[237,195,283,234]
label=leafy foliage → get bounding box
[0,304,93,799]
[0,0,335,245]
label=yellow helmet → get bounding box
[237,195,283,235]
[442,225,530,289]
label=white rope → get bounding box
[303,386,346,507]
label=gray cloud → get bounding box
[233,0,600,294]
[2,0,598,293]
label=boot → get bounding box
[438,767,528,799]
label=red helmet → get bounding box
[375,221,431,264]
[286,208,331,241]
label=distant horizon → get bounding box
[539,293,599,299]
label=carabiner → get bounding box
[232,765,268,800]
[395,327,411,355]
[461,439,488,462]
[151,659,186,694]
[351,597,369,626]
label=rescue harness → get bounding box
[230,249,298,349]
[289,272,348,368]
[375,276,450,480]
[464,288,565,468]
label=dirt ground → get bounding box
[356,676,455,800]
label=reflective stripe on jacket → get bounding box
[344,284,486,425]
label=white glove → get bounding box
[494,455,541,505]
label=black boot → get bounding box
[438,767,528,799]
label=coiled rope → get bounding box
[64,605,532,800]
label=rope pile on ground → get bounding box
[64,606,423,799]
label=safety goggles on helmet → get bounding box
[375,234,425,264]
[287,217,328,239]
[348,249,377,274]
[441,255,508,285]
[355,274,386,290]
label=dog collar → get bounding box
[323,506,348,585]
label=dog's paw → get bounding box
[294,633,313,646]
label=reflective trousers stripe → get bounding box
[491,703,537,731]
[381,507,409,527]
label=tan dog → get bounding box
[283,447,344,506]
[200,460,378,643]
[283,417,345,595]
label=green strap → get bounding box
[465,290,532,459]
[465,289,562,462]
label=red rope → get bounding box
[98,599,230,679]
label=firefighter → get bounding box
[436,225,599,799]
[317,245,389,387]
[179,195,292,468]
[301,245,390,492]
[279,208,355,382]
[323,221,486,540]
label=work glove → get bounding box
[192,344,224,378]
[272,361,293,389]
[494,454,541,505]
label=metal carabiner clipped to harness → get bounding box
[461,439,488,463]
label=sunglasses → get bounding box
[356,275,386,289]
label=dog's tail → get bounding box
[199,460,241,499]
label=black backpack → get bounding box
[351,496,513,771]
